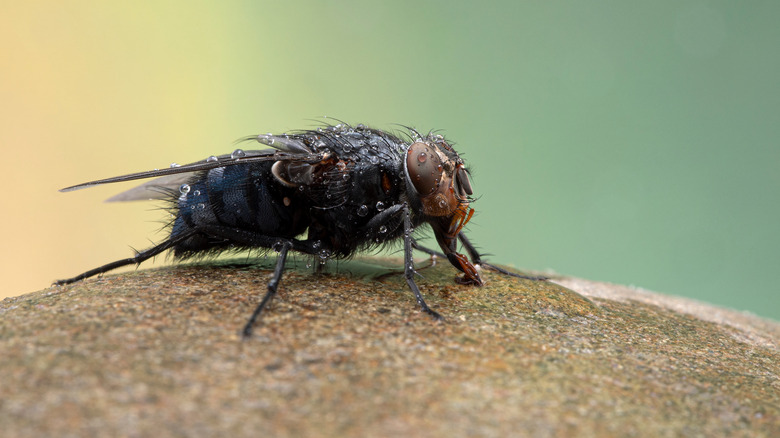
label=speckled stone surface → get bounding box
[1,258,778,437]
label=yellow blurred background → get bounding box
[2,2,778,320]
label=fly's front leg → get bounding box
[458,233,548,281]
[402,203,443,320]
[411,238,446,259]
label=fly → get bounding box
[56,123,545,337]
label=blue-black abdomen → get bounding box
[170,162,307,255]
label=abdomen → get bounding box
[170,163,308,256]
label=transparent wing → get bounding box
[60,133,320,193]
[104,173,194,202]
[60,149,326,194]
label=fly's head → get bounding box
[404,135,482,285]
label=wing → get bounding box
[60,135,324,194]
[104,173,194,202]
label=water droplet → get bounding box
[179,184,190,195]
[438,199,448,209]
[170,162,180,168]
[311,240,322,250]
[356,205,369,217]
[369,156,379,164]
[342,173,350,181]
[206,156,218,163]
[231,149,246,159]
[197,203,205,210]
[378,225,387,234]
[375,201,385,211]
[417,152,427,163]
[193,190,201,196]
[356,123,365,129]
[342,144,353,153]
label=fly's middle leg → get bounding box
[402,203,443,321]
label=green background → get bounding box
[2,1,778,320]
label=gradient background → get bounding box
[2,1,778,320]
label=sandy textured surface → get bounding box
[1,258,778,437]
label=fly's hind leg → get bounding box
[55,224,320,337]
[54,230,200,285]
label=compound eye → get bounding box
[406,141,443,196]
[455,167,473,198]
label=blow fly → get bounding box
[56,123,544,336]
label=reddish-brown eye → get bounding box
[406,142,442,196]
